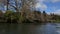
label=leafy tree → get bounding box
[43,11,46,16]
[4,10,14,23]
[0,10,3,16]
[43,11,47,22]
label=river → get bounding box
[0,23,60,34]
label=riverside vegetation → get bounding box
[0,10,60,23]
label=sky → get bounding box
[35,0,60,15]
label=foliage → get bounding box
[4,10,17,23]
[4,10,27,23]
[4,10,14,17]
[0,10,60,23]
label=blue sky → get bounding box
[35,0,60,15]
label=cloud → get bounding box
[51,0,60,3]
[46,9,60,15]
[35,3,47,10]
[34,0,60,11]
[45,0,60,3]
[52,9,60,15]
[35,0,47,11]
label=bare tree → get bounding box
[0,0,36,12]
[21,0,36,17]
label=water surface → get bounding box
[0,23,60,34]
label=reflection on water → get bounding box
[0,23,60,34]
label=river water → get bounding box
[0,23,60,34]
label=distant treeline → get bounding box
[0,10,60,23]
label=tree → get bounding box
[0,0,36,23]
[0,0,36,11]
[18,0,36,23]
[6,0,9,10]
[4,10,14,23]
[43,11,47,22]
[43,11,46,16]
[0,0,9,10]
[0,10,3,16]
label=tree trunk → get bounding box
[7,0,9,10]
